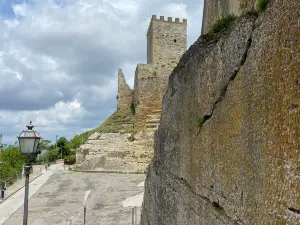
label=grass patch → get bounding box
[256,0,268,12]
[69,108,135,151]
[95,107,134,133]
[208,14,236,35]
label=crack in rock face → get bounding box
[140,1,300,224]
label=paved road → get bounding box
[3,168,145,225]
[0,164,61,225]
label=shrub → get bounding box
[256,0,268,12]
[208,14,236,35]
[0,146,25,182]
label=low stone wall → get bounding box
[75,131,154,172]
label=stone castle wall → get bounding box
[134,74,168,130]
[201,0,257,34]
[132,16,187,131]
[147,16,187,77]
[117,68,133,110]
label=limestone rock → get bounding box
[141,1,300,224]
[76,132,154,172]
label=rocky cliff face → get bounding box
[141,1,300,224]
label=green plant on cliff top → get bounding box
[208,14,236,35]
[256,0,268,12]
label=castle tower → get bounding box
[117,69,133,110]
[147,15,187,77]
[132,15,187,130]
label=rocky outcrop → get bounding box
[141,1,300,224]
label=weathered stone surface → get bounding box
[118,68,133,110]
[133,64,168,130]
[141,1,300,224]
[76,132,154,172]
[202,0,256,34]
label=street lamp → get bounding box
[18,121,41,225]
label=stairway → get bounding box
[145,110,162,132]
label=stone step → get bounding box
[146,119,160,124]
[146,127,158,132]
[153,110,162,113]
[146,124,159,128]
[146,114,160,118]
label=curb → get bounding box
[78,170,146,175]
[0,172,43,204]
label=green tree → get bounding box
[0,146,25,182]
[69,131,92,150]
[56,137,71,158]
[37,140,51,152]
[37,149,59,164]
[29,140,52,163]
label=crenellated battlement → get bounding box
[151,15,187,24]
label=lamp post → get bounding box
[18,121,41,225]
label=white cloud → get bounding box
[12,2,31,17]
[0,0,204,144]
[162,3,188,18]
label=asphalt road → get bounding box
[3,170,145,225]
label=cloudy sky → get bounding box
[0,0,204,145]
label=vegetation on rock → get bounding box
[95,107,134,133]
[69,131,94,149]
[256,0,268,12]
[208,14,236,35]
